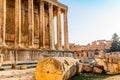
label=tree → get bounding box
[111,33,119,42]
[110,33,120,52]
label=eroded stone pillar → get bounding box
[39,1,45,49]
[15,0,22,48]
[28,0,34,48]
[57,7,62,50]
[64,10,69,50]
[0,0,6,48]
[0,0,3,47]
[49,4,55,50]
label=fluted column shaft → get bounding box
[49,4,55,50]
[39,1,45,49]
[57,7,62,50]
[0,0,6,47]
[15,0,22,48]
[64,10,69,50]
[28,0,34,48]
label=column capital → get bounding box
[40,0,45,2]
[63,9,68,14]
[57,7,61,10]
[48,3,53,6]
[40,0,45,4]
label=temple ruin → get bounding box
[0,0,70,65]
[70,40,111,51]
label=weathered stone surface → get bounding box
[70,40,111,51]
[20,64,27,69]
[0,0,69,66]
[35,57,78,80]
[94,52,120,74]
[82,65,92,73]
[77,63,83,74]
[0,54,4,68]
[76,52,120,75]
[93,67,102,74]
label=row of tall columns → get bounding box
[38,1,69,50]
[48,2,69,50]
[15,0,35,49]
[0,0,69,50]
[56,7,69,50]
[0,0,6,48]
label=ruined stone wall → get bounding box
[70,40,112,51]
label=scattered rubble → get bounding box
[1,51,120,80]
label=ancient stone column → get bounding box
[64,9,69,50]
[57,7,62,50]
[15,0,22,48]
[39,1,45,49]
[28,0,34,48]
[0,0,7,48]
[0,0,3,47]
[49,4,55,50]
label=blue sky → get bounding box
[58,0,120,45]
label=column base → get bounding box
[15,44,24,49]
[32,45,36,49]
[57,47,63,51]
[0,43,8,48]
[64,48,70,51]
[29,45,35,49]
[50,47,56,50]
[42,47,46,50]
[40,46,46,50]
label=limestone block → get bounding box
[93,67,102,74]
[20,65,27,69]
[35,57,78,80]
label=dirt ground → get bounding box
[1,69,120,80]
[0,68,35,80]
